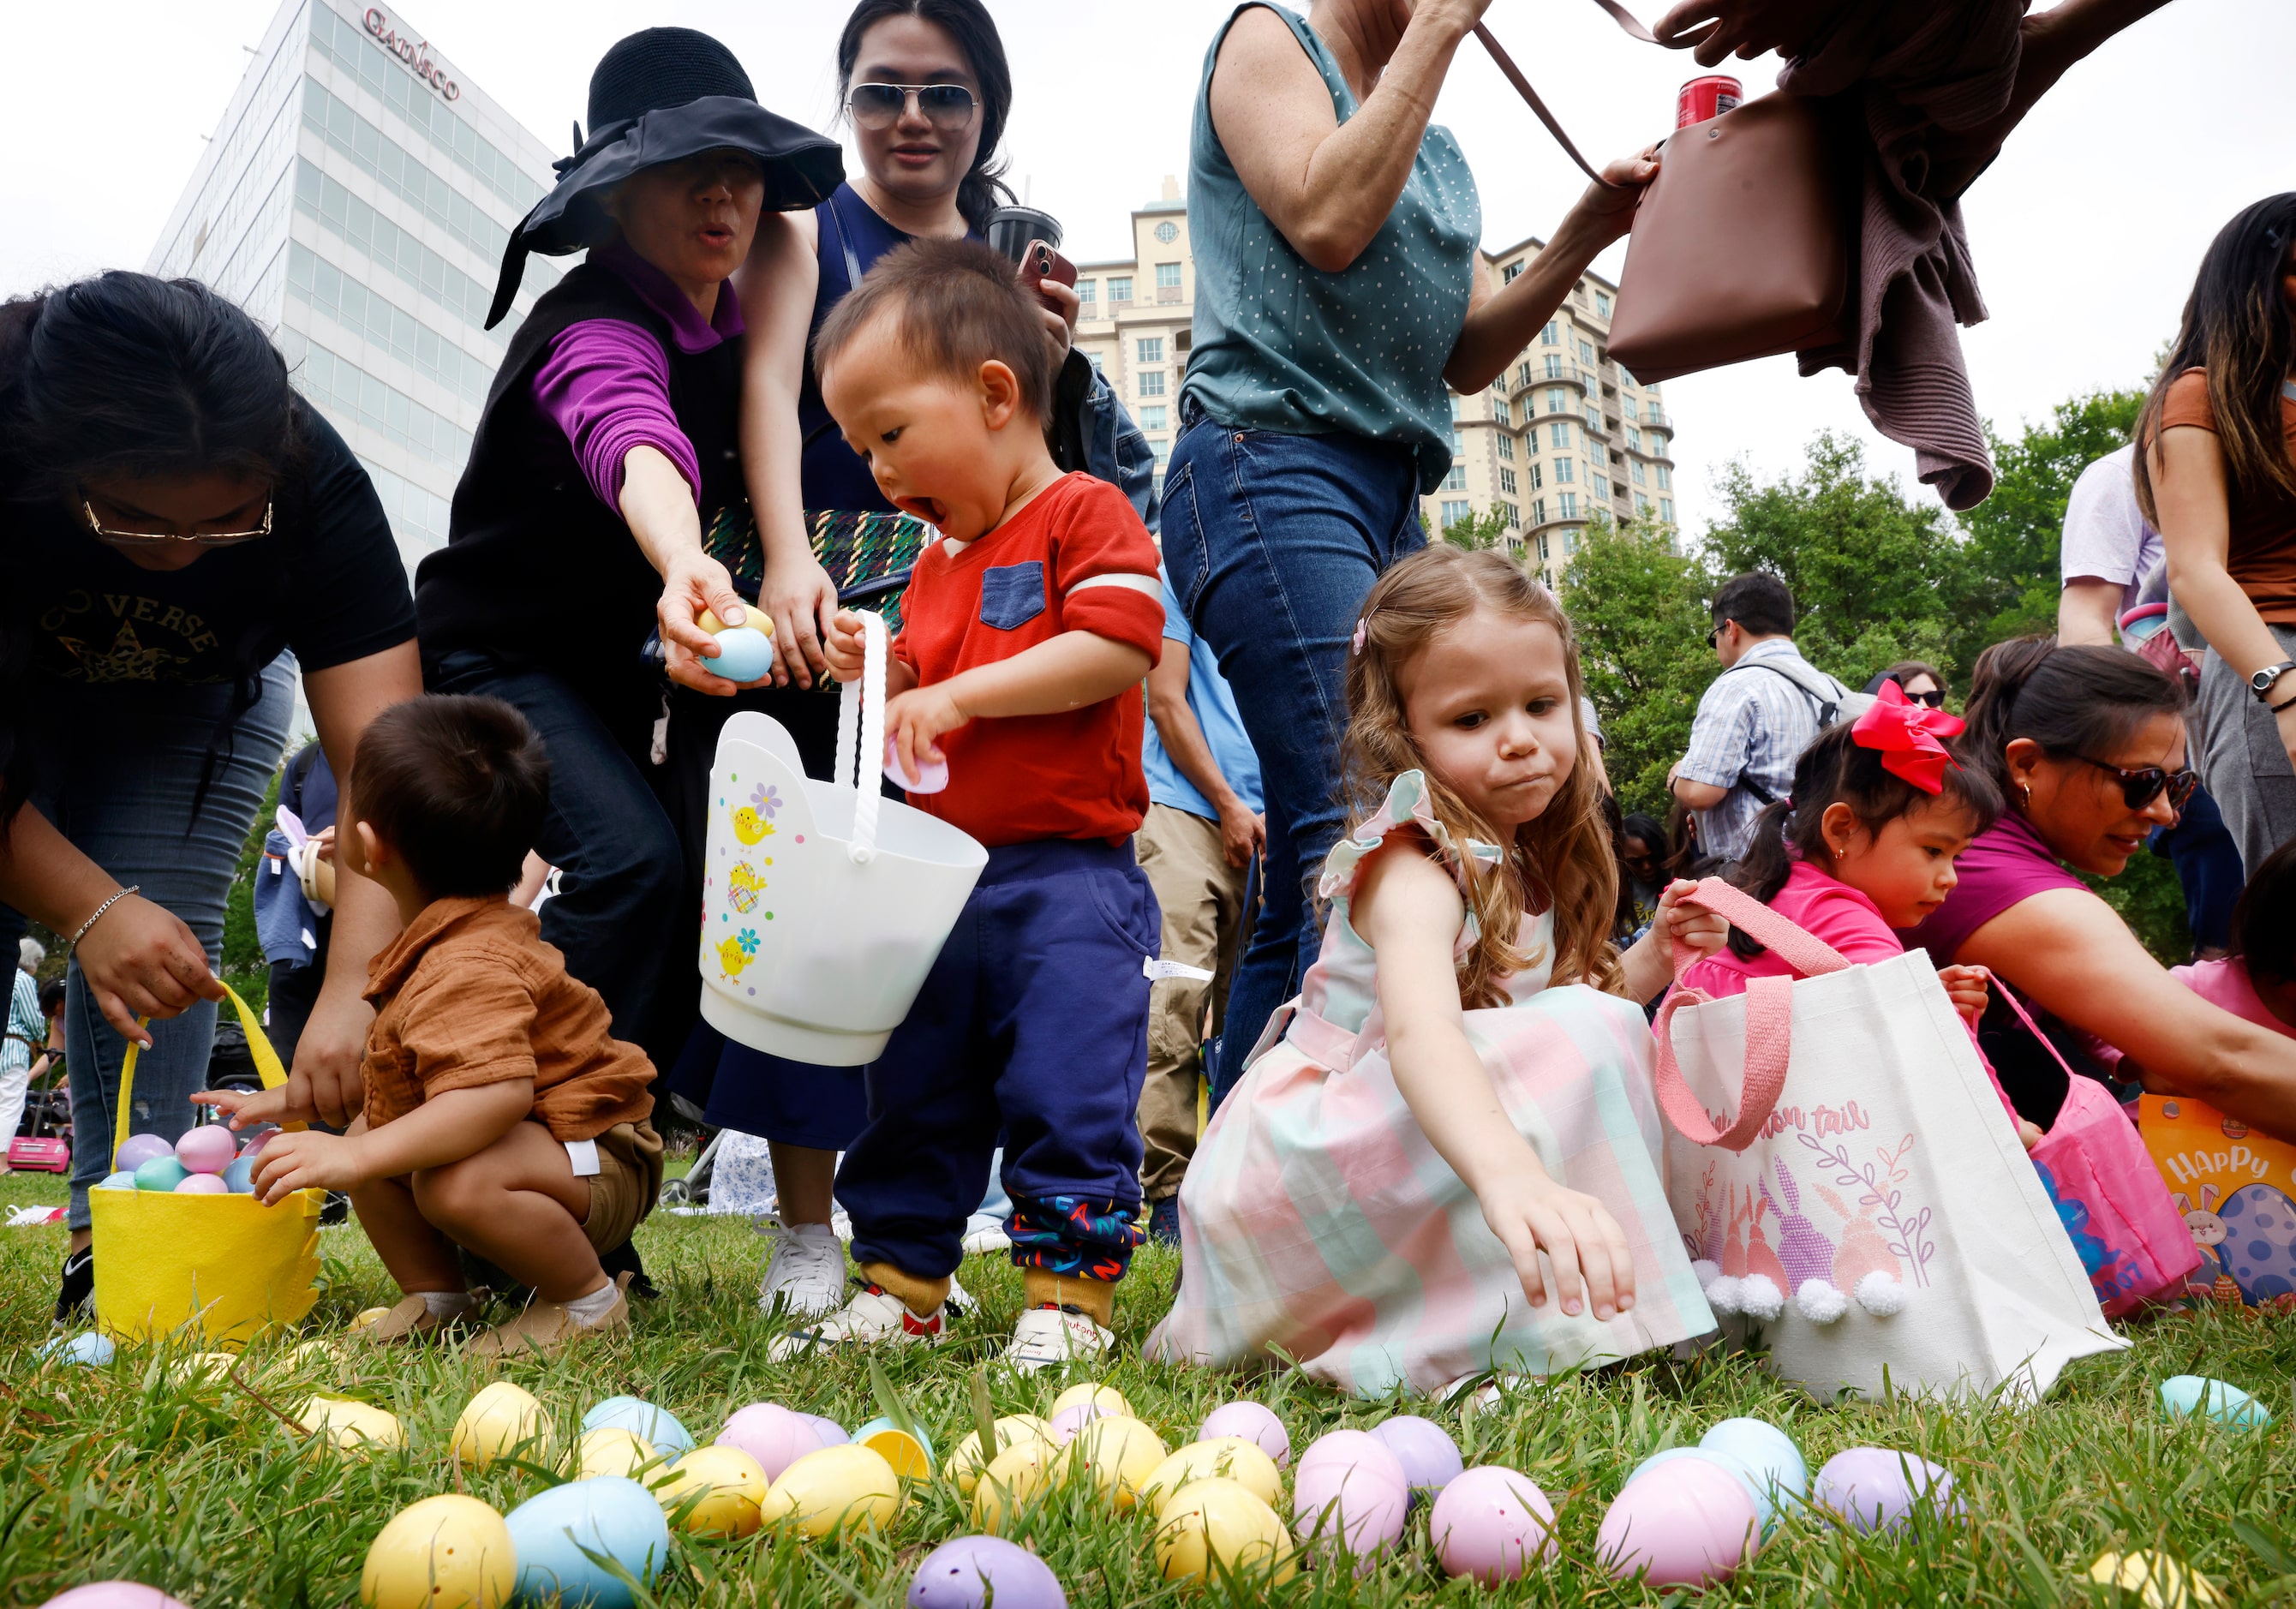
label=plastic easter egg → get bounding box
[1700,1417,1807,1510]
[1291,1456,1408,1563]
[907,1534,1069,1609]
[1070,1415,1169,1512]
[39,1331,116,1367]
[96,1171,139,1192]
[37,1585,192,1608]
[173,1172,228,1194]
[506,1476,671,1608]
[883,735,952,795]
[1199,1400,1290,1468]
[716,1402,827,1481]
[133,1156,189,1192]
[2159,1375,2271,1431]
[1142,1438,1283,1514]
[706,625,775,685]
[1049,1382,1131,1421]
[854,1415,936,1480]
[657,1445,771,1538]
[1297,1428,1407,1485]
[1629,1448,1772,1533]
[972,1435,1064,1532]
[759,1443,900,1538]
[451,1380,553,1469]
[571,1427,660,1481]
[113,1133,174,1172]
[582,1395,694,1456]
[1370,1415,1463,1497]
[1154,1478,1297,1586]
[300,1395,404,1456]
[1047,1401,1109,1444]
[803,1413,849,1445]
[1598,1457,1759,1587]
[174,1123,236,1174]
[266,1338,338,1376]
[221,1157,256,1193]
[1810,1448,1962,1536]
[946,1414,1055,1494]
[2088,1550,2227,1608]
[360,1493,516,1609]
[166,1352,238,1388]
[239,1127,277,1157]
[1432,1465,1558,1583]
[347,1306,394,1333]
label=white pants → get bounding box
[0,1059,31,1158]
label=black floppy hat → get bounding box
[485,27,842,328]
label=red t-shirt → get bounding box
[891,472,1164,846]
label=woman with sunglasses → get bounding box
[1903,637,2296,1144]
[1864,661,1948,709]
[0,272,423,1318]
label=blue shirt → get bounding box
[3,968,38,1079]
[1679,637,1848,862]
[1181,3,1480,493]
[1142,572,1263,819]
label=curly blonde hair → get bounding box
[1340,546,1624,1008]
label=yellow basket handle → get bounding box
[113,981,305,1171]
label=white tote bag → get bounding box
[1654,879,2126,1404]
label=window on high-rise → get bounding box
[1636,493,1653,516]
[1546,387,1564,416]
[1627,427,1642,453]
[1656,464,1672,490]
[1563,523,1578,549]
[1496,433,1514,460]
[1493,398,1510,426]
[1449,394,1463,418]
[1444,463,1468,490]
[1504,260,1525,283]
[1142,404,1169,432]
[1578,338,1596,365]
[1077,279,1097,306]
[1587,441,1606,470]
[1595,290,1612,318]
[1440,499,1473,526]
[1137,370,1165,397]
[1549,422,1570,450]
[1138,337,1163,363]
[1109,276,1133,302]
[1517,361,1534,386]
[1660,498,1675,523]
[1623,396,1639,422]
[1535,530,1550,558]
[1156,263,1182,289]
[1499,468,1517,495]
[1501,500,1519,527]
[1528,463,1543,489]
[1542,321,1561,346]
[1544,354,1563,380]
[1555,458,1575,483]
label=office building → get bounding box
[1074,189,1681,584]
[147,0,561,571]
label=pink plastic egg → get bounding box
[1597,1457,1759,1588]
[174,1124,236,1175]
[1297,1428,1407,1485]
[1291,1457,1408,1563]
[1431,1465,1558,1583]
[1199,1401,1290,1468]
[173,1174,229,1194]
[39,1586,193,1609]
[716,1403,825,1480]
[113,1134,174,1172]
[238,1128,277,1157]
[1047,1402,1108,1444]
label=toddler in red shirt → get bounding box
[790,238,1165,1372]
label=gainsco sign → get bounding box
[362,8,460,100]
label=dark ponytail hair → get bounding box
[1727,722,2004,960]
[1959,637,2185,801]
[2230,838,2296,988]
[834,0,1014,234]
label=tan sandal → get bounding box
[468,1272,631,1360]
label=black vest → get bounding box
[416,261,744,694]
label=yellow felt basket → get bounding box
[90,984,325,1348]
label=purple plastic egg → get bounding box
[1199,1401,1291,1468]
[238,1128,277,1157]
[1431,1465,1557,1583]
[716,1403,824,1480]
[1370,1415,1462,1496]
[1597,1457,1759,1588]
[906,1535,1067,1609]
[1810,1448,1961,1536]
[113,1134,174,1173]
[174,1124,236,1175]
[1047,1401,1108,1444]
[173,1173,229,1194]
[1292,1457,1408,1563]
[803,1413,849,1446]
[39,1587,193,1609]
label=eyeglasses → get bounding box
[1900,686,1946,709]
[81,494,273,548]
[2073,754,2199,813]
[846,82,978,132]
[1706,622,1726,649]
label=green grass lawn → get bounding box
[3,1163,2291,1607]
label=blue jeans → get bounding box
[0,660,292,1229]
[1160,409,1426,1107]
[2150,783,2243,955]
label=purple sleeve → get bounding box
[531,318,702,508]
[1898,817,2087,963]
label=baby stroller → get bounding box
[8,1047,70,1173]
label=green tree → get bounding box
[1560,517,1715,817]
[1439,504,1514,553]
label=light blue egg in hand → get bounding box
[708,626,774,685]
[506,1475,670,1608]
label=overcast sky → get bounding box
[8,0,2289,536]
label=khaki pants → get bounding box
[1135,803,1249,1200]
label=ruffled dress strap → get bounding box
[1319,770,1504,905]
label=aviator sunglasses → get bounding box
[846,82,978,132]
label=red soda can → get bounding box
[1676,75,1743,129]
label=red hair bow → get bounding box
[1851,679,1965,794]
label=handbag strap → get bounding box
[1475,2,1710,189]
[112,981,302,1170]
[1989,976,2083,1086]
[1668,876,1852,984]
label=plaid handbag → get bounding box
[703,504,934,641]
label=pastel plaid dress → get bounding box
[1145,772,1716,1397]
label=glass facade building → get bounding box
[146,0,560,571]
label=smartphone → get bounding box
[1019,239,1077,310]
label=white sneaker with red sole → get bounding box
[768,1283,949,1360]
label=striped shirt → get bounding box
[3,968,39,1079]
[1678,637,1847,862]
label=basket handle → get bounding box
[113,980,303,1170]
[832,609,889,865]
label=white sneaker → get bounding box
[1002,1305,1114,1374]
[768,1284,949,1361]
[755,1217,847,1318]
[946,1271,973,1319]
[961,1215,1013,1255]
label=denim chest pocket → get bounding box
[978,561,1047,631]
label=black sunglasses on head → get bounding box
[2073,754,2199,813]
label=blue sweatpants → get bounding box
[838,837,1157,1282]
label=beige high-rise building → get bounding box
[1073,184,1681,586]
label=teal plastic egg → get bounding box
[582,1396,693,1456]
[2160,1375,2271,1431]
[708,626,774,685]
[134,1157,189,1192]
[96,1172,139,1192]
[505,1476,670,1608]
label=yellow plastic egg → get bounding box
[697,608,771,637]
[269,1338,339,1374]
[348,1306,394,1333]
[1154,1477,1297,1587]
[1049,1381,1132,1420]
[1069,1415,1169,1513]
[300,1395,404,1456]
[2089,1552,2225,1608]
[759,1443,901,1538]
[945,1415,1056,1495]
[971,1435,1065,1532]
[1143,1438,1284,1514]
[167,1351,241,1388]
[360,1493,516,1609]
[656,1445,771,1538]
[570,1426,659,1480]
[451,1381,553,1470]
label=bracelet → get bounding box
[2275,688,2296,715]
[68,886,140,951]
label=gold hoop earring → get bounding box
[2019,782,2031,809]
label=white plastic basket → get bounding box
[697,611,989,1065]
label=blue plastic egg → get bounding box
[581,1395,694,1456]
[2160,1375,2271,1431]
[505,1475,670,1608]
[39,1331,117,1367]
[96,1171,139,1192]
[222,1156,257,1193]
[708,626,774,685]
[134,1156,189,1192]
[1629,1448,1773,1534]
[1701,1417,1806,1513]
